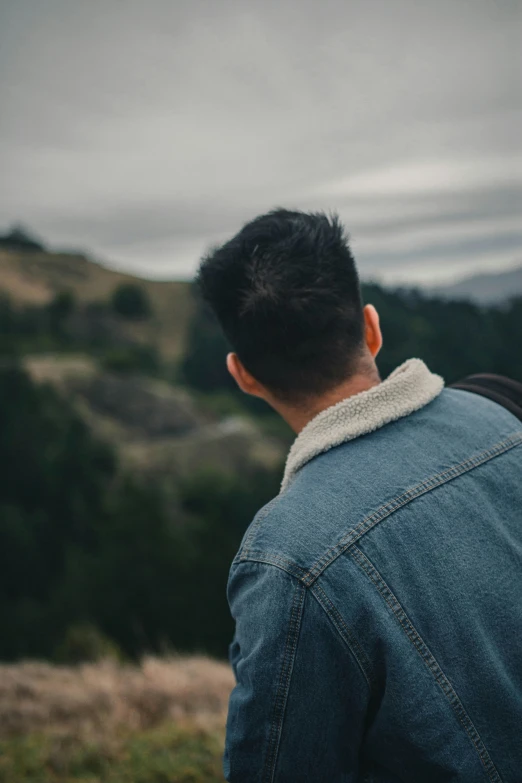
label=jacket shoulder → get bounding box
[234,387,522,577]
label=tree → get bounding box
[175,464,283,654]
[0,363,116,658]
[111,283,152,320]
[48,289,76,337]
[180,288,234,392]
[48,289,76,320]
[0,224,45,252]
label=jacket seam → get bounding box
[302,433,522,586]
[240,496,281,561]
[237,550,309,580]
[263,578,306,783]
[231,558,375,694]
[237,435,522,580]
[350,544,503,783]
[310,581,374,693]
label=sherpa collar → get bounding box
[281,358,444,492]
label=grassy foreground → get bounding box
[0,723,224,782]
[0,657,233,783]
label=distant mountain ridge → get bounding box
[432,264,522,305]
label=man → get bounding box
[196,209,522,782]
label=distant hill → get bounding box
[432,264,522,305]
[0,248,193,361]
[24,353,285,479]
[0,245,289,481]
[0,225,46,253]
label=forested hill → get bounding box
[1,238,521,667]
[0,246,192,361]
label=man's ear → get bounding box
[226,352,266,398]
[363,304,383,358]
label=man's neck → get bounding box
[273,365,382,434]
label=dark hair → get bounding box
[196,208,365,402]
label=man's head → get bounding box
[196,208,382,418]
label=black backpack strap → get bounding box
[449,373,522,423]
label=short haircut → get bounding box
[196,208,365,403]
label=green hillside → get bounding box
[2,242,522,666]
[0,248,193,361]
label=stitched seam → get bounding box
[241,496,281,560]
[350,545,503,783]
[303,434,522,586]
[310,582,374,692]
[239,550,308,580]
[241,550,303,570]
[263,580,306,783]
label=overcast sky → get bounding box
[1,0,520,285]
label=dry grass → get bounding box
[0,656,234,741]
[0,657,234,782]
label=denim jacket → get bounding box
[223,359,522,783]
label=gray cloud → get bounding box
[1,0,520,284]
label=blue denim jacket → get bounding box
[223,359,522,782]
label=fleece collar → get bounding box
[281,358,444,492]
